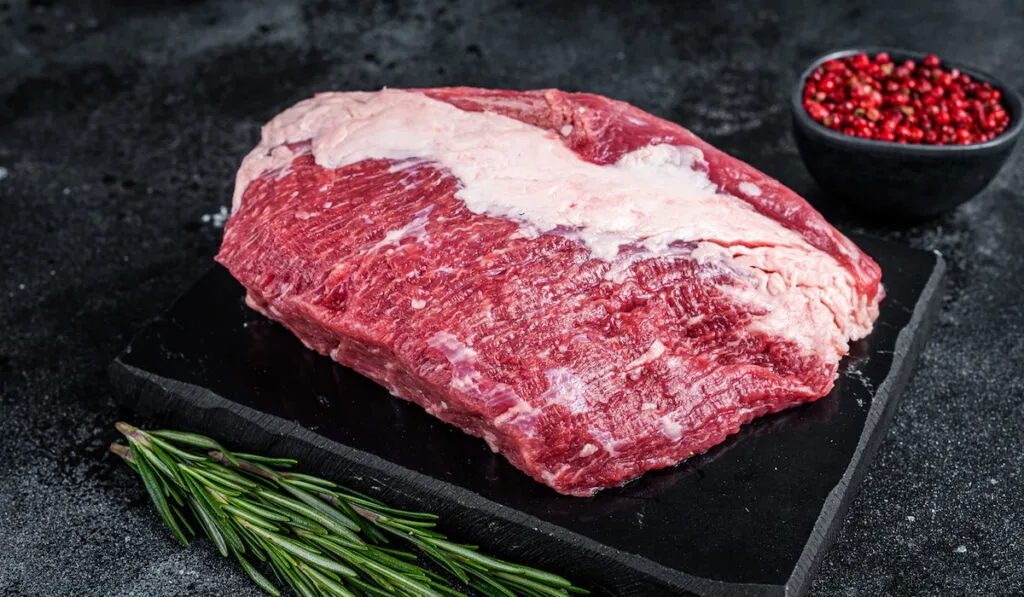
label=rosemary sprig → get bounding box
[111,422,587,597]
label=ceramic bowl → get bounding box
[791,47,1023,220]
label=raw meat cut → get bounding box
[216,88,883,497]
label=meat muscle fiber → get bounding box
[217,88,883,497]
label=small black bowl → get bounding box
[792,47,1023,220]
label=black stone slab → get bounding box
[109,234,944,597]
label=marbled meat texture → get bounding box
[217,87,883,496]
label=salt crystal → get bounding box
[201,205,230,228]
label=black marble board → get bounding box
[109,234,944,597]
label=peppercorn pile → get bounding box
[803,52,1011,144]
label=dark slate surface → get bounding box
[107,236,942,597]
[0,1,1020,596]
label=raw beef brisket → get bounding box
[217,88,883,496]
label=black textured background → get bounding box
[0,1,1021,595]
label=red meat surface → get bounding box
[217,88,883,496]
